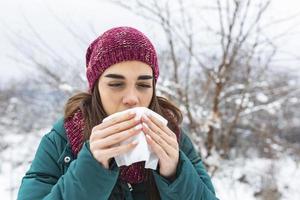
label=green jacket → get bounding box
[17,118,218,200]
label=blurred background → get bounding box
[1,0,300,199]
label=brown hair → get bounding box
[64,78,182,200]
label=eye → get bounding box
[137,84,151,88]
[108,83,124,87]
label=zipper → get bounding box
[127,183,133,192]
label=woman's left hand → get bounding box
[141,114,179,180]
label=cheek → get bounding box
[141,90,153,106]
[99,88,121,114]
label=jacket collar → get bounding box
[51,117,68,141]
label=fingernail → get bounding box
[132,141,138,145]
[146,134,151,140]
[143,123,149,129]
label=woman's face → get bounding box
[98,61,154,115]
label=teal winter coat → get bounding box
[17,118,218,200]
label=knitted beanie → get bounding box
[86,26,159,92]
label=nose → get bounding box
[122,88,139,107]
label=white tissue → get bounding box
[102,107,168,169]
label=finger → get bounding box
[146,113,177,140]
[142,115,178,149]
[91,124,142,148]
[95,140,139,159]
[93,111,136,132]
[142,123,178,157]
[145,134,169,161]
[92,116,141,140]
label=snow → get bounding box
[289,97,298,104]
[213,157,300,200]
[59,83,74,93]
[220,84,245,99]
[256,92,269,103]
[0,128,48,199]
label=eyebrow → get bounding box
[104,74,153,80]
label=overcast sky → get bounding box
[0,0,300,84]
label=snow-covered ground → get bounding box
[1,128,299,200]
[0,128,47,200]
[214,156,300,199]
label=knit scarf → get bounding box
[64,108,180,184]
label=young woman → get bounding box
[17,26,218,200]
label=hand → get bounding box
[141,114,179,180]
[89,111,142,169]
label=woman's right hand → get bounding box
[89,111,142,169]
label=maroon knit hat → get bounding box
[86,26,159,92]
